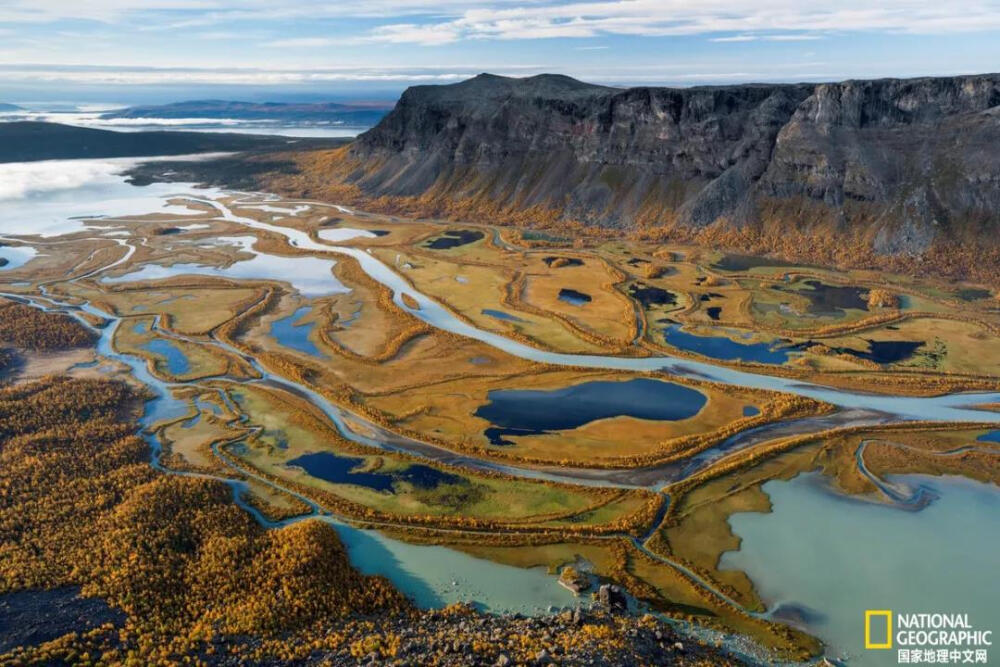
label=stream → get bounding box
[2,173,999,664]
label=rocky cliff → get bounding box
[339,73,1000,278]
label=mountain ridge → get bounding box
[318,72,1000,281]
[0,121,345,163]
[102,99,393,126]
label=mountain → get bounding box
[0,122,348,163]
[0,103,22,112]
[102,99,392,126]
[327,72,1000,281]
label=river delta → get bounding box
[1,157,997,665]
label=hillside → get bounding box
[0,121,344,163]
[0,103,22,112]
[102,99,391,126]
[310,72,1000,281]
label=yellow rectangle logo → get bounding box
[865,610,893,649]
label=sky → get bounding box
[1,1,999,104]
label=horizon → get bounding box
[5,68,1000,108]
[2,2,1000,104]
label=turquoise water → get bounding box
[330,519,579,614]
[270,306,325,357]
[721,473,1000,665]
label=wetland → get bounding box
[1,156,998,666]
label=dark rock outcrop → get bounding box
[347,72,1000,261]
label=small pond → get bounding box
[955,287,991,302]
[474,378,707,445]
[424,230,484,249]
[288,452,464,492]
[542,256,583,268]
[977,430,1000,443]
[270,306,325,358]
[662,324,791,365]
[812,339,924,365]
[773,280,869,318]
[482,308,525,323]
[629,283,676,307]
[142,338,191,375]
[318,227,377,243]
[557,288,591,306]
[712,254,808,272]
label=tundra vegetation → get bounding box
[0,190,996,664]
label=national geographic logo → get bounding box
[865,610,991,664]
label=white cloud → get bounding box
[356,1,1000,45]
[0,64,544,85]
[0,158,126,200]
[765,34,824,41]
[4,0,998,43]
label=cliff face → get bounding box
[345,73,1000,265]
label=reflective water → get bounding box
[0,245,38,270]
[475,378,707,445]
[5,166,1000,642]
[331,519,579,614]
[193,196,1000,421]
[662,324,791,365]
[0,157,214,237]
[103,236,347,297]
[288,451,464,492]
[722,473,1000,666]
[481,308,525,323]
[557,288,591,306]
[424,230,484,249]
[977,429,1000,443]
[142,338,191,375]
[270,306,325,358]
[317,227,378,243]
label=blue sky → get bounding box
[1,1,999,103]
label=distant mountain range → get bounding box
[0,103,23,112]
[0,121,346,163]
[101,100,393,126]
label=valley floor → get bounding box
[0,178,997,664]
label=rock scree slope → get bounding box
[336,72,1000,278]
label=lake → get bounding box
[475,377,707,445]
[721,473,1000,666]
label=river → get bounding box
[1,158,998,664]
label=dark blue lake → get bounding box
[558,288,592,306]
[977,430,1000,443]
[475,378,707,445]
[424,230,484,249]
[662,324,790,365]
[142,338,191,375]
[270,306,325,358]
[288,452,464,492]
